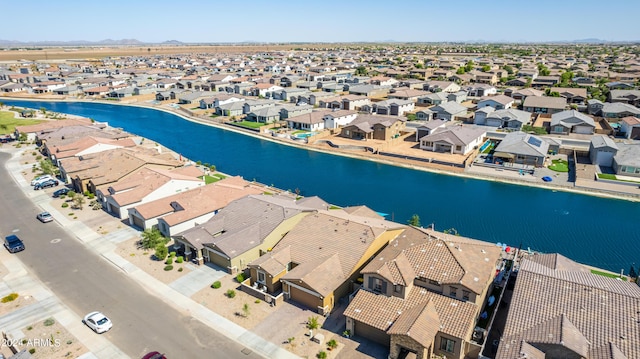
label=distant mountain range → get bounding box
[0,38,637,47]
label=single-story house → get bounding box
[419,125,486,155]
[477,95,515,110]
[475,108,531,130]
[612,143,640,178]
[589,135,618,167]
[550,110,596,135]
[522,96,567,114]
[430,102,468,121]
[492,131,549,167]
[619,116,640,139]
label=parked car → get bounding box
[36,211,53,223]
[52,187,71,198]
[4,235,25,253]
[31,175,54,186]
[82,312,113,334]
[34,179,59,190]
[142,352,167,359]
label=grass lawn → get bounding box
[201,173,227,184]
[598,173,617,180]
[548,159,569,172]
[235,121,264,129]
[0,111,43,134]
[590,269,627,281]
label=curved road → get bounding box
[0,151,262,358]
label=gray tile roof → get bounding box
[613,143,640,168]
[590,135,619,151]
[602,102,640,115]
[523,96,567,110]
[551,110,596,128]
[419,125,486,147]
[493,131,549,157]
[485,109,532,125]
[496,257,640,359]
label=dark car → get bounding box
[34,179,59,190]
[52,187,70,198]
[4,235,25,253]
[142,352,166,359]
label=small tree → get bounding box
[139,228,169,249]
[327,339,338,350]
[408,214,421,227]
[72,195,85,210]
[38,158,57,176]
[18,132,27,142]
[242,303,250,317]
[155,244,168,261]
[307,316,320,337]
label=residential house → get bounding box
[344,227,502,359]
[417,92,449,106]
[609,89,640,106]
[600,102,640,119]
[177,91,210,104]
[216,101,245,117]
[619,116,640,139]
[447,91,467,103]
[504,78,528,87]
[587,99,605,116]
[531,75,559,87]
[173,194,319,273]
[496,254,640,359]
[550,110,596,135]
[589,135,618,167]
[415,119,447,140]
[248,208,406,314]
[242,99,276,114]
[388,89,430,102]
[612,143,640,178]
[246,106,282,123]
[419,125,486,155]
[129,176,262,238]
[415,109,435,121]
[251,83,284,98]
[280,104,313,120]
[493,131,549,167]
[99,166,205,219]
[423,81,460,93]
[522,96,567,114]
[475,108,531,130]
[286,110,329,131]
[477,95,515,110]
[47,136,137,164]
[504,88,543,102]
[323,110,358,129]
[340,95,371,111]
[309,92,336,106]
[549,87,588,104]
[15,118,97,142]
[340,114,405,141]
[430,102,468,121]
[372,99,415,116]
[348,84,391,98]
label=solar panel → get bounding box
[527,136,542,147]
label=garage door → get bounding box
[354,321,390,347]
[131,215,144,229]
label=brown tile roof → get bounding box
[281,253,346,297]
[496,257,640,359]
[15,118,93,134]
[108,167,203,206]
[387,299,440,348]
[51,136,136,159]
[344,287,477,340]
[341,205,384,219]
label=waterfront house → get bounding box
[340,114,405,141]
[344,227,502,359]
[129,176,262,238]
[619,116,640,139]
[173,194,318,272]
[322,110,358,129]
[474,108,531,130]
[477,95,515,110]
[415,119,447,140]
[286,110,329,131]
[496,254,640,359]
[589,135,618,167]
[46,136,137,164]
[242,99,277,114]
[418,125,486,155]
[248,208,405,314]
[15,118,99,142]
[522,96,567,114]
[612,143,640,178]
[246,106,282,123]
[550,110,596,135]
[430,102,468,121]
[99,166,205,220]
[492,131,549,167]
[280,104,313,119]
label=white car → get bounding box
[83,311,113,333]
[31,175,55,186]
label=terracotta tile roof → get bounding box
[108,167,203,206]
[496,257,640,359]
[281,254,345,297]
[387,299,440,348]
[15,118,93,134]
[341,205,384,219]
[344,288,477,339]
[51,136,136,159]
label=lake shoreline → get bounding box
[3,96,640,204]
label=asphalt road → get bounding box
[0,151,262,359]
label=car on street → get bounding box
[31,175,55,186]
[34,179,59,190]
[142,352,167,359]
[4,234,25,253]
[52,187,71,198]
[36,211,53,223]
[82,311,113,333]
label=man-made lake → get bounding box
[6,100,640,273]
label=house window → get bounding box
[440,337,455,353]
[394,285,402,293]
[462,290,470,301]
[373,278,383,293]
[257,271,266,284]
[449,287,457,298]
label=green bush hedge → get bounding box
[176,256,183,263]
[1,293,18,303]
[236,273,245,283]
[226,289,236,298]
[211,281,221,289]
[164,265,173,271]
[165,257,173,265]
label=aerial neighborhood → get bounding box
[1,43,640,359]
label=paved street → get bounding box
[0,150,268,359]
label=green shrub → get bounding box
[29,348,36,354]
[164,265,173,271]
[176,256,183,263]
[1,293,18,303]
[226,289,236,298]
[236,273,245,283]
[155,244,168,260]
[27,326,33,331]
[178,267,183,272]
[316,351,327,359]
[211,281,221,289]
[44,318,55,326]
[165,257,173,265]
[169,251,176,257]
[61,202,69,208]
[87,193,95,199]
[83,190,90,196]
[255,299,261,304]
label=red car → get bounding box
[142,352,166,359]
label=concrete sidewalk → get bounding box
[2,146,299,359]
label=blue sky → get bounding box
[4,0,639,43]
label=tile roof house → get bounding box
[47,136,137,162]
[419,125,487,155]
[15,118,96,142]
[248,208,406,315]
[285,110,330,131]
[493,131,549,167]
[173,194,318,273]
[340,114,405,141]
[344,227,502,359]
[619,116,640,140]
[589,135,618,167]
[430,102,468,121]
[600,102,640,119]
[100,166,205,219]
[474,108,531,130]
[522,96,567,114]
[496,254,640,359]
[550,87,588,104]
[609,89,640,107]
[550,110,596,135]
[477,95,515,110]
[612,143,640,178]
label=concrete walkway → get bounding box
[2,145,299,359]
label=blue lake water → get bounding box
[5,100,640,273]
